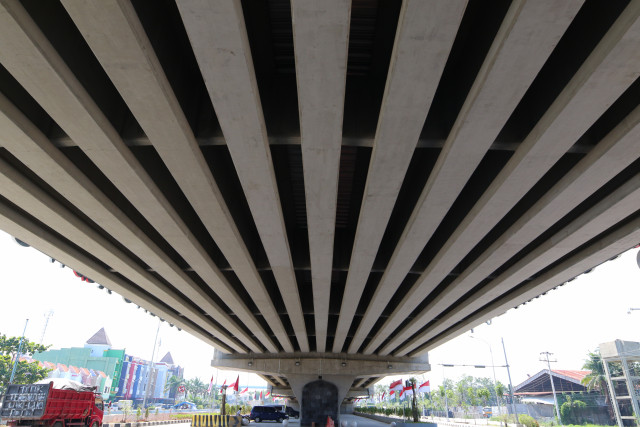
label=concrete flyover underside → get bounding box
[1,0,640,412]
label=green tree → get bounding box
[164,375,185,399]
[495,382,506,409]
[582,349,613,416]
[407,377,419,422]
[0,333,51,394]
[477,387,491,407]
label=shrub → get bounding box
[518,414,539,427]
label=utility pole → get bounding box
[540,352,562,425]
[10,319,29,384]
[501,338,518,424]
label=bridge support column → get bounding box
[211,351,430,425]
[286,374,354,426]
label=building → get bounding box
[599,340,640,427]
[514,369,609,424]
[33,327,182,404]
[33,328,123,401]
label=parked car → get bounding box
[265,405,299,419]
[482,407,492,418]
[249,406,289,423]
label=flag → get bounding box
[229,375,239,392]
[381,391,385,401]
[418,380,430,393]
[403,386,413,396]
[389,379,403,392]
[389,390,395,396]
[265,390,271,398]
[399,388,404,398]
[207,376,214,393]
[240,387,248,394]
[260,391,263,400]
[219,379,227,393]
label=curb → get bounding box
[103,420,188,427]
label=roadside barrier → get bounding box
[192,414,243,427]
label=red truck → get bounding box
[0,380,103,427]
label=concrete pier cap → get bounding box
[212,350,430,425]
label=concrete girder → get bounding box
[409,211,640,356]
[355,0,584,354]
[380,96,640,355]
[0,1,262,351]
[0,198,232,353]
[0,91,268,353]
[398,171,640,356]
[374,1,640,355]
[332,0,467,353]
[211,352,429,379]
[60,0,280,353]
[176,0,306,352]
[292,0,350,353]
[0,156,251,353]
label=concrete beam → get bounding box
[212,352,429,378]
[380,97,640,355]
[410,213,640,356]
[398,171,640,356]
[355,0,583,354]
[176,0,307,352]
[61,0,281,353]
[332,0,467,353]
[0,198,232,353]
[376,2,640,355]
[0,156,251,353]
[292,0,350,353]
[0,1,263,352]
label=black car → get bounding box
[249,406,289,423]
[270,406,298,419]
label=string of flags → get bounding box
[383,379,431,400]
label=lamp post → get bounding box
[470,335,502,419]
[142,319,161,408]
[10,319,29,384]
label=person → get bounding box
[236,409,241,416]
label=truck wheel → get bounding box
[255,417,261,423]
[53,422,63,427]
[91,421,99,427]
[276,418,282,423]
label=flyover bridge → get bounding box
[0,0,639,416]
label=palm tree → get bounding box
[164,375,185,401]
[582,350,613,416]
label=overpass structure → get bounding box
[0,0,640,417]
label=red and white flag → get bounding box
[389,390,395,396]
[207,376,214,393]
[229,375,239,392]
[418,380,430,393]
[402,386,413,397]
[389,379,403,392]
[219,379,227,393]
[240,387,248,394]
[260,391,263,400]
[265,390,271,398]
[381,391,386,401]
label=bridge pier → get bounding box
[212,351,430,425]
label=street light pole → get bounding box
[10,319,29,384]
[142,319,161,408]
[471,335,502,419]
[501,338,518,424]
[540,352,562,425]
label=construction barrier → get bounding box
[192,414,243,427]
